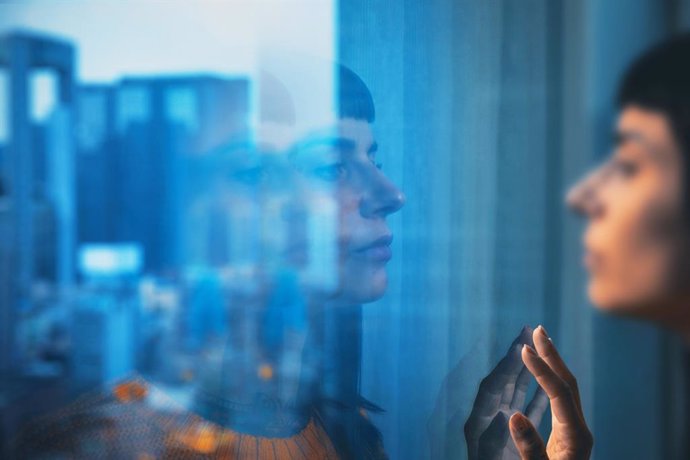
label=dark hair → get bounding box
[258,63,375,126]
[316,65,386,459]
[617,32,690,217]
[338,64,376,123]
[311,306,387,460]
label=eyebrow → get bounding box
[614,130,661,156]
[292,136,378,157]
[296,137,356,154]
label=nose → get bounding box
[566,164,607,218]
[360,170,406,218]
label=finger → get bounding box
[465,327,534,450]
[533,325,584,417]
[477,411,511,460]
[509,366,532,411]
[470,327,533,416]
[515,325,535,348]
[466,346,522,439]
[500,326,535,409]
[499,378,518,410]
[522,344,581,425]
[524,386,548,428]
[509,412,548,460]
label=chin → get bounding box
[588,282,628,314]
[337,269,389,305]
[344,283,388,305]
[587,282,607,309]
[587,280,658,318]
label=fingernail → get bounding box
[523,344,537,356]
[537,325,549,339]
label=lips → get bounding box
[583,251,597,270]
[583,245,603,271]
[353,234,393,262]
[582,232,603,271]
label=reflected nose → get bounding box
[566,164,607,218]
[361,171,406,218]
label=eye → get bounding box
[311,162,346,182]
[611,158,639,178]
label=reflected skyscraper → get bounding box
[0,31,75,376]
[76,76,249,273]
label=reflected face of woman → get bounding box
[567,106,690,318]
[213,116,404,306]
[334,119,405,304]
[292,118,405,305]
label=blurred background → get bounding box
[1,0,690,458]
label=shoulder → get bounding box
[11,377,186,459]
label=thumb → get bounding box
[509,412,548,460]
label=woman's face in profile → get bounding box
[206,116,404,307]
[568,106,690,318]
[334,118,405,304]
[292,118,406,305]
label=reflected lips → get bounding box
[355,235,393,262]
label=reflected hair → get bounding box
[317,65,386,459]
[338,64,376,123]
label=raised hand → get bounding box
[508,326,592,460]
[462,327,549,460]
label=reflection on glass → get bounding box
[4,29,404,457]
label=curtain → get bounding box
[339,0,690,458]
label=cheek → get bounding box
[589,249,671,313]
[590,184,685,313]
[333,189,390,303]
[336,189,361,245]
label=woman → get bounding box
[14,65,404,459]
[465,32,690,460]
